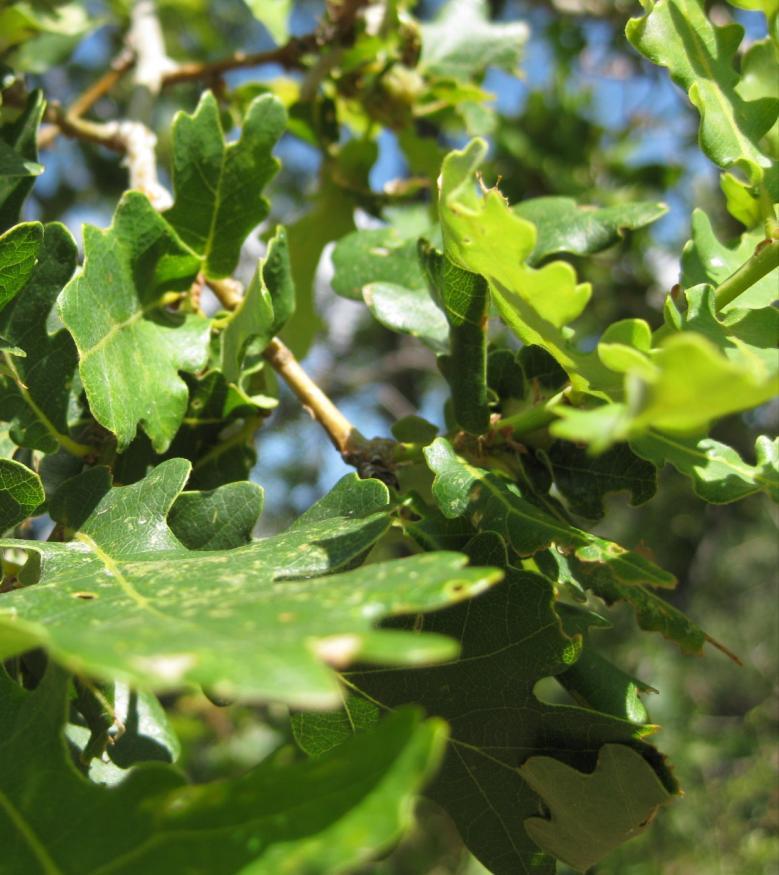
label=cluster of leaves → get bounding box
[1,0,777,873]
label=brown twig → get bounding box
[161,37,316,86]
[38,49,136,150]
[207,277,244,310]
[263,337,370,460]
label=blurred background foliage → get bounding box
[1,0,776,871]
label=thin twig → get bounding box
[207,277,244,310]
[263,337,370,459]
[38,49,136,150]
[161,39,315,86]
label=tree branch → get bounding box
[38,48,136,150]
[161,37,316,86]
[262,338,371,461]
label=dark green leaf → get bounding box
[363,282,449,352]
[165,91,286,279]
[346,534,670,875]
[425,437,675,588]
[0,666,448,875]
[168,480,264,550]
[0,90,45,231]
[332,228,426,302]
[0,221,41,312]
[545,441,657,520]
[0,223,79,454]
[514,196,667,264]
[0,458,44,530]
[421,242,490,433]
[221,225,294,382]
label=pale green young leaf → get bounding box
[58,192,209,453]
[631,432,779,503]
[420,0,529,78]
[437,139,608,390]
[165,91,286,279]
[564,297,779,447]
[0,458,44,531]
[0,223,79,454]
[0,459,501,706]
[0,666,447,875]
[242,0,291,43]
[521,744,673,872]
[682,209,776,310]
[626,0,779,184]
[0,90,45,231]
[514,196,667,264]
[736,39,779,160]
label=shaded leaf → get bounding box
[0,460,501,706]
[420,241,490,433]
[0,666,448,875]
[0,458,44,531]
[521,744,674,872]
[545,441,657,520]
[344,534,669,875]
[631,432,779,503]
[0,223,80,454]
[165,91,286,279]
[0,90,45,232]
[425,438,675,588]
[168,480,264,550]
[58,193,209,453]
[514,196,667,264]
[626,0,779,184]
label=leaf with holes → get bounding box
[0,460,501,706]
